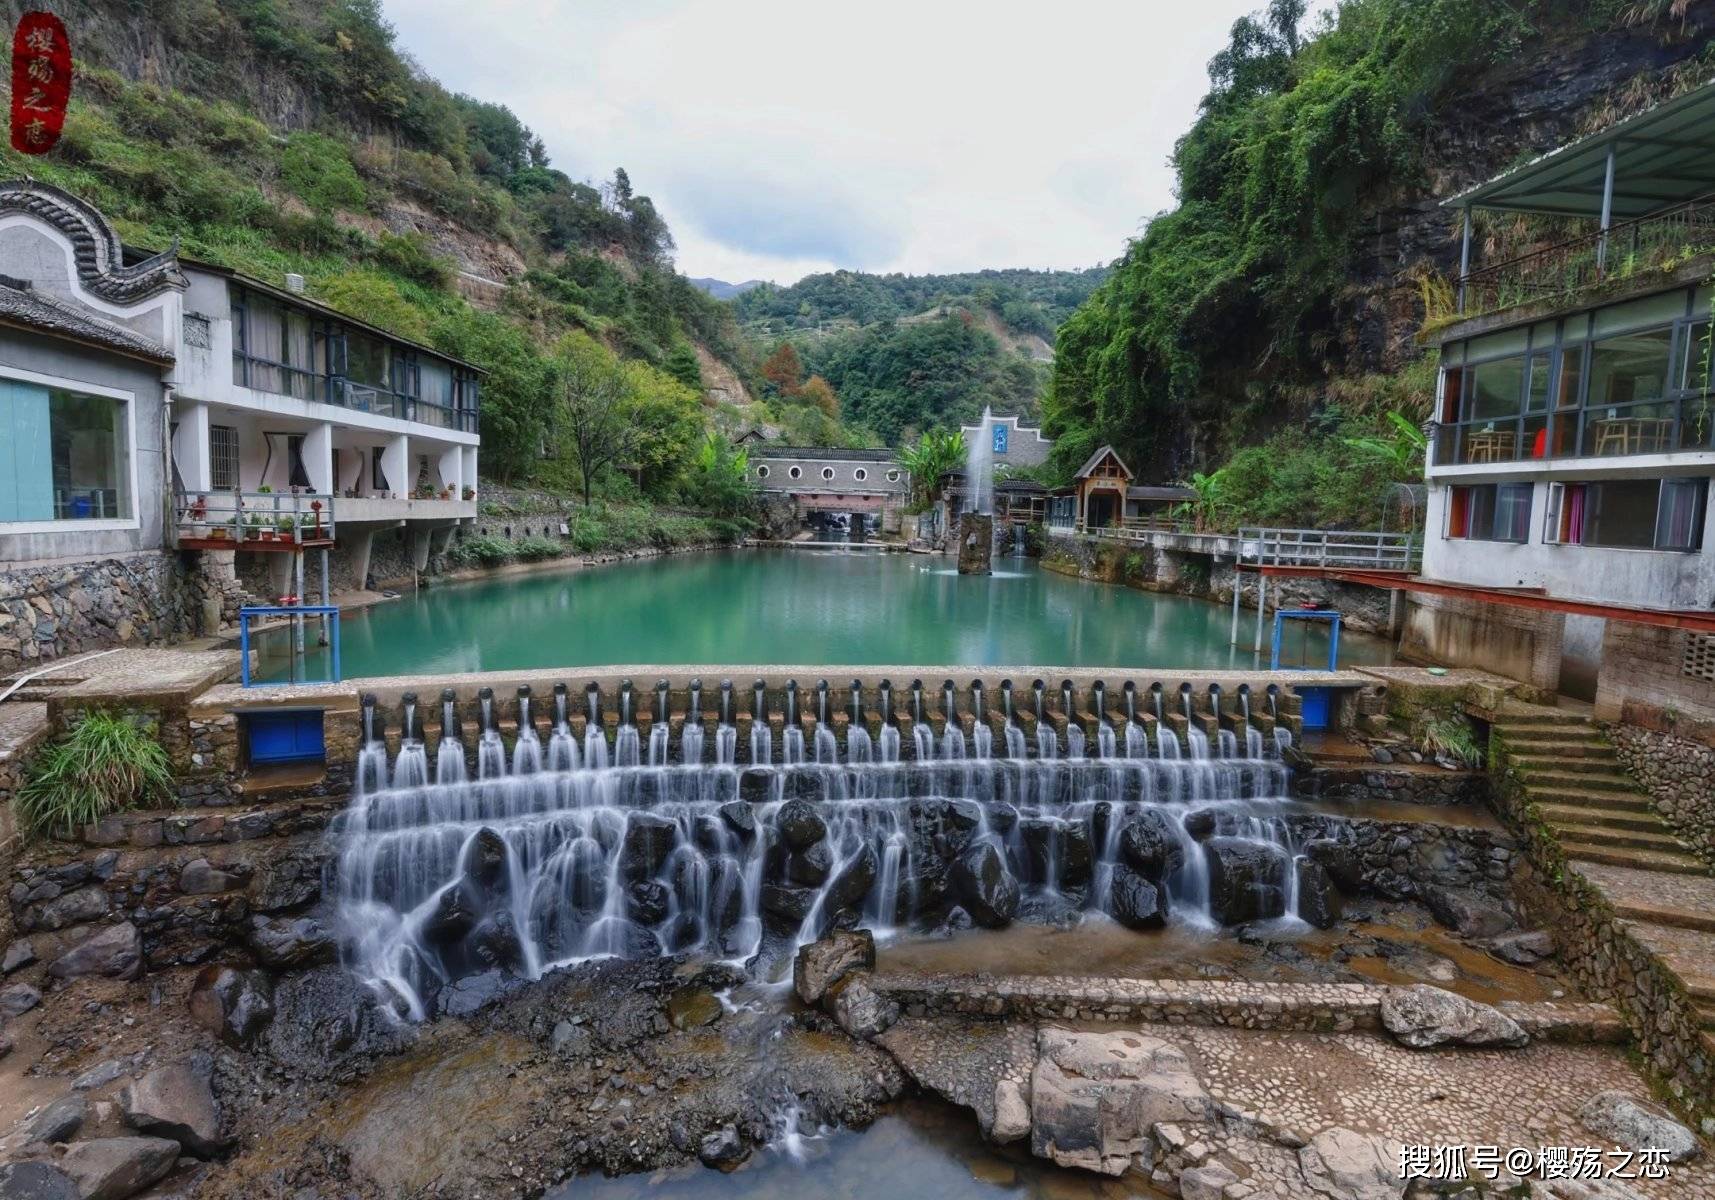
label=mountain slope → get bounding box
[690,277,765,300]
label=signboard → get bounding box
[10,12,71,155]
[992,422,1008,455]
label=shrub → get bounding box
[513,535,564,562]
[281,132,367,213]
[1421,716,1484,768]
[16,712,174,840]
[448,533,514,568]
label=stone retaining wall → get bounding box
[1039,536,1397,634]
[1607,704,1715,865]
[1284,812,1520,906]
[0,552,193,672]
[1294,763,1488,808]
[867,972,1623,1042]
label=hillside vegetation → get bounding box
[735,267,1108,446]
[1043,0,1714,530]
[0,0,757,501]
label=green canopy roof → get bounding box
[1444,81,1715,219]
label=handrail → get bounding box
[175,490,337,545]
[1237,525,1420,570]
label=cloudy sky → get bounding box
[384,0,1293,284]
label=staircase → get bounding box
[1491,703,1715,1052]
[1492,705,1706,874]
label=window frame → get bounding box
[0,368,140,534]
[1444,482,1532,544]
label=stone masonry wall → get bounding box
[1040,536,1396,634]
[0,552,194,673]
[1608,703,1715,865]
[1595,622,1715,724]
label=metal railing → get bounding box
[175,490,336,546]
[1237,526,1419,570]
[1457,191,1715,316]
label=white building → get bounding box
[1410,84,1715,719]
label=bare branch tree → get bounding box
[558,349,635,507]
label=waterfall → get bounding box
[333,685,1313,1017]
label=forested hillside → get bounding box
[734,267,1107,447]
[0,0,757,495]
[1044,0,1715,529]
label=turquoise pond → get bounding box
[254,549,1392,679]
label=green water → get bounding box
[255,550,1392,680]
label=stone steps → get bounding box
[1516,764,1632,792]
[1611,900,1715,934]
[1529,787,1655,811]
[1492,707,1589,728]
[1550,822,1693,853]
[1561,842,1710,875]
[1497,724,1608,744]
[1508,741,1619,761]
[1536,805,1675,833]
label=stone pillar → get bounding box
[303,420,334,496]
[410,527,432,572]
[172,401,212,493]
[348,528,376,591]
[380,434,409,499]
[958,512,994,575]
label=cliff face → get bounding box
[1342,10,1715,373]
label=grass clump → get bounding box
[447,533,515,569]
[1421,716,1484,768]
[16,712,174,840]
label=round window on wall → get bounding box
[854,468,867,482]
[756,465,770,478]
[789,466,802,479]
[821,467,835,481]
[886,470,900,482]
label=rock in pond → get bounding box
[1421,885,1513,939]
[952,842,1020,928]
[794,929,875,1004]
[1578,1091,1701,1163]
[1295,859,1342,930]
[1379,985,1528,1050]
[57,1137,180,1200]
[697,1125,748,1170]
[121,1057,229,1158]
[48,922,142,981]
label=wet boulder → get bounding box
[57,1137,180,1200]
[1303,837,1365,895]
[48,921,141,981]
[621,814,678,881]
[828,974,899,1039]
[825,845,879,913]
[627,880,671,926]
[121,1056,229,1158]
[951,842,1019,928]
[1421,885,1513,939]
[1018,819,1091,887]
[1294,859,1342,930]
[34,885,111,931]
[1578,1091,1700,1163]
[987,801,1020,834]
[422,883,481,951]
[1182,809,1218,841]
[245,915,335,969]
[1486,929,1554,966]
[698,1125,748,1171]
[717,801,756,840]
[187,965,275,1049]
[776,799,826,851]
[794,929,875,1003]
[468,911,525,969]
[460,827,512,896]
[1203,838,1288,925]
[1107,864,1169,930]
[1119,811,1185,880]
[786,842,833,887]
[910,799,981,860]
[761,883,819,925]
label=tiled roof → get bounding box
[0,281,172,362]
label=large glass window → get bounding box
[1446,483,1530,543]
[0,380,131,523]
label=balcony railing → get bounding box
[175,491,336,547]
[1237,527,1420,571]
[1432,395,1715,467]
[1457,191,1715,316]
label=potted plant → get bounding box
[186,495,208,537]
[277,515,297,540]
[462,485,476,501]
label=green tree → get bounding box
[898,427,966,505]
[681,433,755,517]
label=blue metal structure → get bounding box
[1270,608,1341,672]
[239,605,341,687]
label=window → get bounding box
[1684,634,1715,684]
[210,425,239,491]
[756,464,770,478]
[854,468,867,481]
[821,467,835,481]
[788,466,801,479]
[0,381,132,523]
[1543,482,1585,545]
[1446,483,1530,543]
[1579,478,1704,551]
[886,469,900,482]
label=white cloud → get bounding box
[383,0,1287,283]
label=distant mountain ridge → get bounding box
[689,277,766,299]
